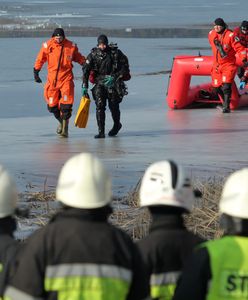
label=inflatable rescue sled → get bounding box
[166,55,248,110]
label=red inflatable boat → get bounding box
[166,55,248,109]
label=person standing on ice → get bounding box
[137,160,204,300]
[233,21,248,90]
[208,18,247,113]
[82,34,130,139]
[173,168,248,300]
[33,28,86,138]
[4,153,149,300]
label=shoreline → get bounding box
[0,23,240,38]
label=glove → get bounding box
[33,68,42,83]
[103,75,115,88]
[239,81,246,90]
[81,86,88,96]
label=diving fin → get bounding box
[74,95,91,128]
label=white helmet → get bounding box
[56,153,112,209]
[220,168,248,219]
[139,160,195,212]
[0,165,18,218]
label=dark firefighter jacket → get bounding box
[83,44,130,88]
[4,208,149,300]
[173,235,248,300]
[0,233,19,298]
[137,214,204,300]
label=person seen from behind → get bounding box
[33,28,86,138]
[0,165,23,297]
[82,34,131,138]
[173,168,248,300]
[208,18,247,113]
[137,160,204,300]
[233,20,248,90]
[4,153,149,300]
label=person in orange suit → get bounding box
[208,18,247,113]
[33,28,85,137]
[233,21,248,90]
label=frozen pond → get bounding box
[1,0,248,28]
[0,37,248,197]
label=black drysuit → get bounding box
[83,45,130,135]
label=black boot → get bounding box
[108,103,122,137]
[222,94,230,113]
[95,110,105,139]
[53,110,62,135]
[56,118,62,135]
[108,123,122,137]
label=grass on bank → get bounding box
[17,177,225,241]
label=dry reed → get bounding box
[17,177,225,241]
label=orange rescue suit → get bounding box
[34,37,85,107]
[233,27,248,48]
[208,28,247,87]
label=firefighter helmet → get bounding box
[220,168,248,219]
[0,165,18,218]
[56,153,112,209]
[139,160,195,212]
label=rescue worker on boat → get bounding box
[33,28,86,137]
[137,160,204,300]
[173,167,248,300]
[233,21,248,90]
[82,34,130,138]
[208,18,247,113]
[0,165,26,297]
[4,153,149,300]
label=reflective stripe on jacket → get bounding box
[45,263,132,300]
[150,270,180,299]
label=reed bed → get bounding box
[17,177,225,241]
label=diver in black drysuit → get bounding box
[82,34,130,138]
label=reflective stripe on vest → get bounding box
[150,271,180,300]
[45,263,132,300]
[4,286,42,300]
[206,236,248,300]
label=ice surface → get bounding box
[0,37,247,199]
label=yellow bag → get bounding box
[74,95,91,128]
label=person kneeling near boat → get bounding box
[208,18,247,113]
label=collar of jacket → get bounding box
[50,206,112,223]
[150,214,186,232]
[52,38,66,46]
[217,28,227,36]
